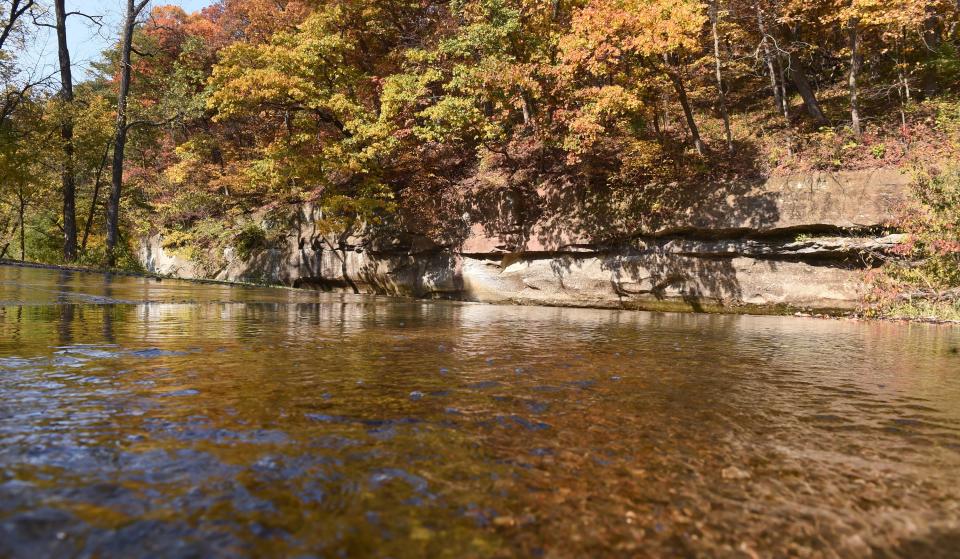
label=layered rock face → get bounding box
[140,169,910,313]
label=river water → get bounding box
[1,264,959,558]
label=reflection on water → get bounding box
[1,264,959,557]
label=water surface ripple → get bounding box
[1,264,959,557]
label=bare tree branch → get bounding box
[64,11,104,27]
[0,0,34,51]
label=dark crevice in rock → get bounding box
[292,277,365,292]
[646,224,891,241]
[459,233,902,265]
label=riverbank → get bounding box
[4,258,959,324]
[140,168,914,318]
[867,300,960,324]
[0,259,290,291]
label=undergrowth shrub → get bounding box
[867,165,960,318]
[234,222,268,261]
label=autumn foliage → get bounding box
[1,0,959,268]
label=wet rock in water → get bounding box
[409,391,424,401]
[0,508,81,558]
[526,401,549,414]
[721,466,751,480]
[129,348,187,358]
[253,455,281,472]
[157,389,199,398]
[467,380,500,390]
[369,468,429,493]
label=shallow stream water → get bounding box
[1,264,959,558]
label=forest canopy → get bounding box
[1,0,958,267]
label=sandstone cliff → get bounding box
[141,169,910,314]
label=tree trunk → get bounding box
[775,60,794,155]
[17,187,25,261]
[782,25,829,126]
[651,99,664,144]
[922,11,942,98]
[757,6,794,154]
[778,59,789,118]
[81,139,111,255]
[787,63,828,126]
[106,0,150,267]
[710,0,733,153]
[1,218,11,259]
[897,29,910,131]
[664,54,706,156]
[899,29,911,104]
[55,0,77,262]
[848,19,862,138]
[519,88,533,125]
[755,6,784,117]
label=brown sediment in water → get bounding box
[2,265,959,557]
